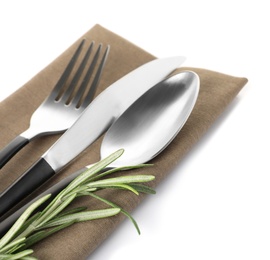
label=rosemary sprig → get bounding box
[0,149,155,259]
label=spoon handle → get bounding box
[0,167,87,236]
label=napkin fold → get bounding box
[0,24,248,259]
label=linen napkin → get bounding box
[0,24,248,259]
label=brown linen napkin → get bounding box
[0,24,248,259]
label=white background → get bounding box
[0,1,269,259]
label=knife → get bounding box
[0,56,185,217]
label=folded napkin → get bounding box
[0,24,248,259]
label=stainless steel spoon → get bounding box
[0,70,199,234]
[102,70,199,167]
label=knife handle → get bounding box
[0,136,29,168]
[0,158,55,217]
[0,167,86,236]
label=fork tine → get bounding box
[70,45,110,109]
[71,43,103,107]
[80,45,110,107]
[61,41,94,104]
[72,44,102,108]
[51,39,85,100]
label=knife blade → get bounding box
[0,56,185,217]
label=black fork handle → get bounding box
[0,158,55,217]
[0,136,29,169]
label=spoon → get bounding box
[102,70,199,167]
[0,70,199,234]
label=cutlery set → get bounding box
[0,39,200,233]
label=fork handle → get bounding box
[0,136,29,168]
[0,157,55,217]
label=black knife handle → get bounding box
[0,158,55,217]
[0,136,29,168]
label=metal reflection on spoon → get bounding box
[101,70,200,166]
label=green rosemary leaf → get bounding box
[35,188,76,226]
[0,194,51,248]
[0,249,33,259]
[62,149,124,195]
[86,164,153,183]
[4,242,26,255]
[41,208,121,229]
[86,175,155,189]
[88,192,141,234]
[129,184,156,194]
[18,212,42,236]
[16,193,75,240]
[0,237,25,254]
[23,221,75,249]
[37,193,76,228]
[90,184,140,195]
[67,187,97,198]
[22,231,44,251]
[56,207,87,218]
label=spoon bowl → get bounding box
[101,70,200,166]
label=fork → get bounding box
[0,39,110,168]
